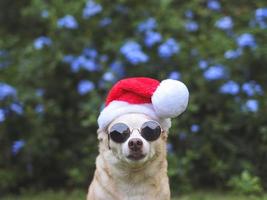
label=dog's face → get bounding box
[106,113,167,166]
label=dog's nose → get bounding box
[128,138,143,151]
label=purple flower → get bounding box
[10,103,23,115]
[203,65,227,80]
[57,15,78,29]
[168,71,181,80]
[34,36,52,50]
[100,55,108,62]
[224,49,242,59]
[41,10,49,18]
[137,18,157,32]
[35,104,44,113]
[63,55,75,63]
[0,108,5,122]
[185,10,194,19]
[110,61,125,77]
[70,56,99,72]
[185,21,199,32]
[215,16,233,30]
[120,41,149,64]
[36,88,45,97]
[144,31,162,47]
[99,17,112,27]
[255,8,267,20]
[219,80,239,95]
[0,83,17,100]
[102,72,115,82]
[236,33,257,49]
[120,41,142,54]
[245,99,259,112]
[83,48,98,58]
[64,48,100,72]
[77,80,95,95]
[83,0,102,19]
[12,140,25,155]
[242,82,263,96]
[158,38,180,58]
[255,8,267,29]
[207,0,221,11]
[191,124,200,132]
[198,60,208,69]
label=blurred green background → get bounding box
[0,0,267,199]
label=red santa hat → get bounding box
[98,77,189,130]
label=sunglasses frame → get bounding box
[107,120,162,149]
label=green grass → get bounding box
[4,190,85,200]
[177,191,267,200]
[3,190,267,200]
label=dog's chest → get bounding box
[120,182,156,200]
[117,175,160,200]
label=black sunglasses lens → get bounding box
[109,123,130,143]
[141,121,161,141]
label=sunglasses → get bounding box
[108,121,162,143]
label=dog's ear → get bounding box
[97,128,106,142]
[97,128,110,153]
[161,130,168,141]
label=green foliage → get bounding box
[5,190,85,200]
[0,0,267,195]
[228,170,263,195]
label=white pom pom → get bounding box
[151,79,189,118]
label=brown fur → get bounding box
[87,115,170,200]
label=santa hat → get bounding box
[97,77,189,130]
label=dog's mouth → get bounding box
[127,153,146,161]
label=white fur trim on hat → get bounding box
[152,79,189,118]
[97,101,171,130]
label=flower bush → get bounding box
[0,0,266,194]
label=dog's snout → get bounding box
[128,138,143,151]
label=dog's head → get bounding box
[98,113,169,167]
